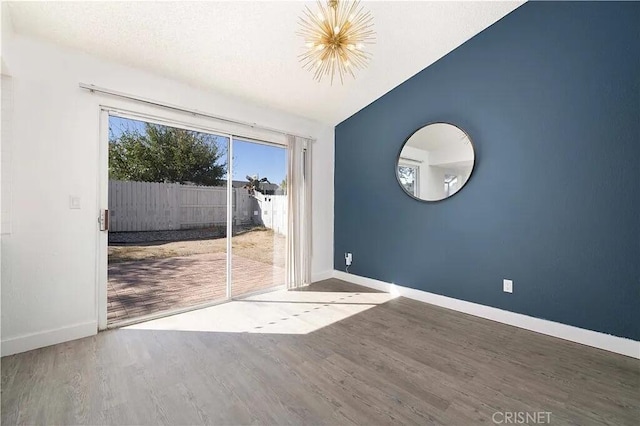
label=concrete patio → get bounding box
[108,252,285,324]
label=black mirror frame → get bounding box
[395,121,476,203]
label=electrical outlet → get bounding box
[345,252,352,266]
[503,279,513,293]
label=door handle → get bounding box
[99,209,109,231]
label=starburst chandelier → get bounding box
[298,0,375,84]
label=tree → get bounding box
[243,175,271,195]
[109,123,226,186]
[397,165,416,194]
[280,178,287,193]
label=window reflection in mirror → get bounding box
[398,164,419,197]
[397,123,475,202]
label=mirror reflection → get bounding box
[397,123,475,201]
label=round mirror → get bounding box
[396,122,475,202]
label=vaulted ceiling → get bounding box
[5,1,523,125]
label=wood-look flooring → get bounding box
[2,279,638,425]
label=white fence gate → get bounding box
[252,192,288,236]
[109,180,286,234]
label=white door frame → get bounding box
[96,109,109,330]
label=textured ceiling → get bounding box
[6,1,523,125]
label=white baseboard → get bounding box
[1,321,97,357]
[312,270,334,283]
[333,270,640,359]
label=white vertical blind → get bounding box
[285,135,312,289]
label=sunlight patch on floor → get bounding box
[124,290,396,334]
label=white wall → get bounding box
[1,3,15,355]
[423,162,445,200]
[429,144,474,166]
[0,33,334,355]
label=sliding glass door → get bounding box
[103,111,292,327]
[230,139,288,298]
[106,114,230,325]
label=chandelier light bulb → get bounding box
[298,0,375,84]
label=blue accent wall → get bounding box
[334,2,640,340]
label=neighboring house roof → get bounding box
[231,180,248,188]
[232,180,280,192]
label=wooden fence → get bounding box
[109,180,287,234]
